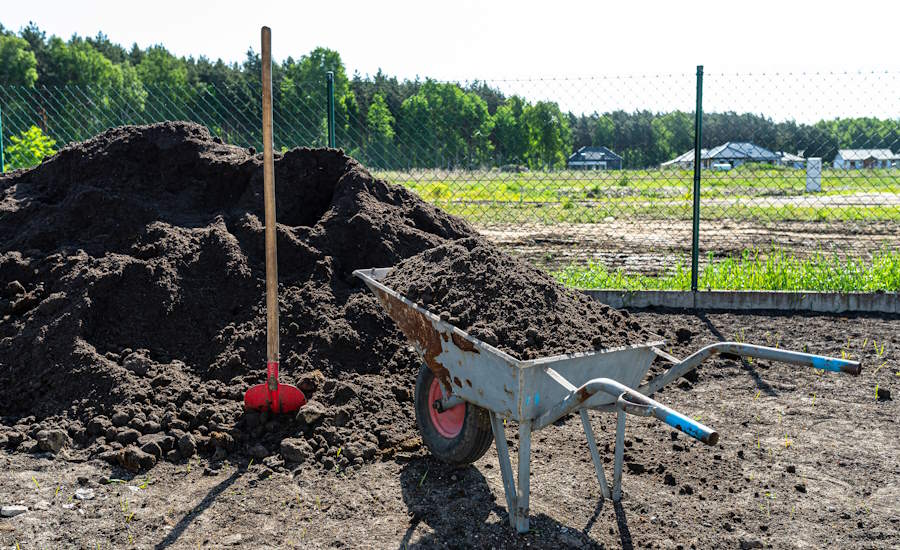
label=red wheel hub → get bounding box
[428,377,465,438]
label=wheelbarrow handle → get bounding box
[641,342,861,397]
[534,377,719,445]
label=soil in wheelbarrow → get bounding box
[0,122,481,472]
[382,238,651,359]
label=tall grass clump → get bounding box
[555,248,900,292]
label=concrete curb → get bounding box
[582,290,900,314]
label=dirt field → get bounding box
[2,309,896,549]
[480,220,900,273]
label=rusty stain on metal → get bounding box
[452,333,479,353]
[465,379,472,387]
[374,287,452,390]
[441,333,449,342]
[454,376,462,387]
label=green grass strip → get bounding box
[554,249,900,292]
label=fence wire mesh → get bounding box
[1,71,897,290]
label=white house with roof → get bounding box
[832,149,895,169]
[660,142,780,169]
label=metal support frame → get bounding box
[487,341,859,534]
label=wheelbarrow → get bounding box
[353,267,862,534]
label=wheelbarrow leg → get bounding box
[516,421,532,534]
[488,413,532,534]
[580,409,611,500]
[613,408,626,501]
[489,412,518,530]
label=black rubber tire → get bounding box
[414,365,494,465]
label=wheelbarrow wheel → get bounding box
[414,365,493,465]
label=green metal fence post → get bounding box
[326,71,335,148]
[0,102,4,173]
[690,65,704,292]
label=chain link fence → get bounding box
[1,71,898,290]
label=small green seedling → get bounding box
[31,476,40,489]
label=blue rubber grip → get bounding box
[664,410,718,445]
[811,356,857,373]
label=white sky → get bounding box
[3,0,899,121]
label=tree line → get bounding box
[1,22,897,171]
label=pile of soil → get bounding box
[383,238,649,359]
[0,122,642,473]
[0,122,475,471]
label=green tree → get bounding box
[399,80,493,167]
[0,35,38,86]
[137,45,189,90]
[490,96,529,164]
[650,111,693,162]
[591,115,615,149]
[365,93,395,167]
[4,125,57,171]
[280,47,354,147]
[522,101,571,169]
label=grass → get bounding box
[376,166,900,223]
[554,248,900,291]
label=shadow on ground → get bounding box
[396,457,632,549]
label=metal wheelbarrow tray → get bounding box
[353,267,861,534]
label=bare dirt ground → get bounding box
[480,220,900,273]
[2,310,897,549]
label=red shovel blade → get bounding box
[244,362,307,413]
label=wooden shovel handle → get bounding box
[261,26,279,367]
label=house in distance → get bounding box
[832,149,896,169]
[661,142,783,170]
[566,146,623,170]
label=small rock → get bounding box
[298,369,325,395]
[795,483,807,493]
[123,351,153,376]
[178,433,197,458]
[117,428,141,445]
[739,539,764,550]
[209,431,235,451]
[1,505,27,517]
[87,416,112,436]
[36,429,70,453]
[33,500,50,511]
[74,488,95,501]
[119,446,157,472]
[675,327,693,343]
[141,421,162,434]
[141,441,162,459]
[298,400,326,426]
[664,473,677,486]
[786,464,796,473]
[280,438,312,463]
[111,411,130,427]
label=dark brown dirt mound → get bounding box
[383,238,650,359]
[0,122,475,470]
